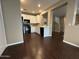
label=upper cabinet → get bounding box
[21,14,40,24]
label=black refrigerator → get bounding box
[23,19,31,34]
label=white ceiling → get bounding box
[20,0,60,14]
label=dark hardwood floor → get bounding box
[0,33,79,59]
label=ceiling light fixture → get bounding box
[21,8,24,11]
[38,4,41,7]
[20,0,25,3]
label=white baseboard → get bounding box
[7,41,24,47]
[63,40,79,48]
[0,41,24,56]
[44,34,52,37]
[0,46,7,56]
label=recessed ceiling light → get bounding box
[38,4,41,7]
[20,0,25,3]
[20,8,24,11]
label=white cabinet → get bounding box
[22,14,38,23]
[30,16,37,23]
[31,25,36,33]
[40,26,52,37]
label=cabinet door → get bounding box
[30,16,37,23]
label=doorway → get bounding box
[52,3,67,40]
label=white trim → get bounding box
[63,40,79,48]
[44,35,52,37]
[7,41,24,47]
[0,41,24,56]
[0,46,7,56]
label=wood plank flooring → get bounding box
[0,33,79,59]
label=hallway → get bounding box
[1,33,79,59]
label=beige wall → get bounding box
[1,0,23,44]
[64,25,79,45]
[0,0,7,55]
[64,0,79,46]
